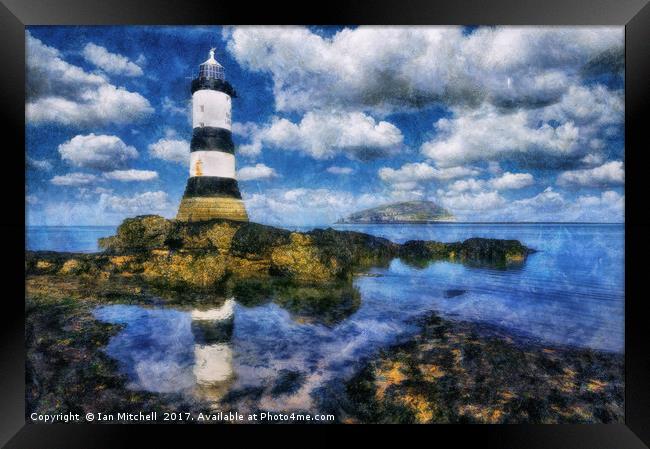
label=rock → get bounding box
[59,259,85,275]
[398,241,453,267]
[307,228,398,269]
[444,289,466,298]
[99,215,172,252]
[399,238,533,269]
[27,215,535,290]
[455,238,534,268]
[270,233,338,282]
[34,259,56,273]
[229,222,292,259]
[141,251,228,289]
[166,220,241,252]
[343,315,623,424]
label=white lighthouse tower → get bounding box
[176,48,248,222]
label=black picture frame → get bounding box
[2,0,649,446]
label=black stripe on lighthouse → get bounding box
[182,177,243,199]
[190,127,235,154]
[191,78,237,97]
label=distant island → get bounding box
[336,200,455,224]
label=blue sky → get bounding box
[26,26,624,226]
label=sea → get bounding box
[26,223,624,410]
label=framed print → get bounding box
[1,0,649,446]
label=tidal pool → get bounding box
[90,223,623,414]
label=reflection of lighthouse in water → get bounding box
[190,298,236,403]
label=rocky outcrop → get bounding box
[343,315,623,424]
[398,238,532,268]
[26,215,534,290]
[98,215,173,252]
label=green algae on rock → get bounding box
[28,215,534,290]
[398,237,534,269]
[340,315,624,424]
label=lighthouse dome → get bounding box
[198,48,225,80]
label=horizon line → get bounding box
[26,221,625,228]
[333,221,624,225]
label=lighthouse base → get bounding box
[176,196,249,222]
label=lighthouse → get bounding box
[176,49,248,222]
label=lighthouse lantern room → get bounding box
[176,49,248,222]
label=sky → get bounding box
[25,26,625,226]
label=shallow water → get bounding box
[27,226,116,253]
[28,223,624,412]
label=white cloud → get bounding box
[148,138,190,165]
[513,187,566,211]
[489,172,534,190]
[326,166,355,175]
[575,190,624,213]
[27,86,153,127]
[379,162,478,186]
[225,27,623,171]
[103,169,158,182]
[242,184,624,225]
[487,162,502,175]
[510,187,624,222]
[232,121,258,138]
[387,188,425,201]
[420,82,622,168]
[94,187,114,195]
[237,163,278,181]
[161,96,187,116]
[26,32,153,126]
[82,43,144,77]
[28,190,176,226]
[432,185,624,222]
[100,190,173,214]
[27,157,53,171]
[581,153,605,166]
[239,111,403,160]
[436,190,506,211]
[432,166,481,180]
[447,178,486,193]
[50,172,98,186]
[557,161,624,187]
[421,105,581,167]
[437,172,533,214]
[225,26,622,114]
[29,200,104,226]
[58,134,138,171]
[540,84,623,128]
[243,188,386,225]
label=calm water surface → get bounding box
[27,223,624,412]
[27,226,116,252]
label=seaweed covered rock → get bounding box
[307,228,398,269]
[399,238,534,269]
[99,215,172,252]
[229,222,292,259]
[398,241,453,266]
[165,220,241,252]
[141,251,229,289]
[27,215,535,290]
[269,233,338,282]
[454,238,534,267]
